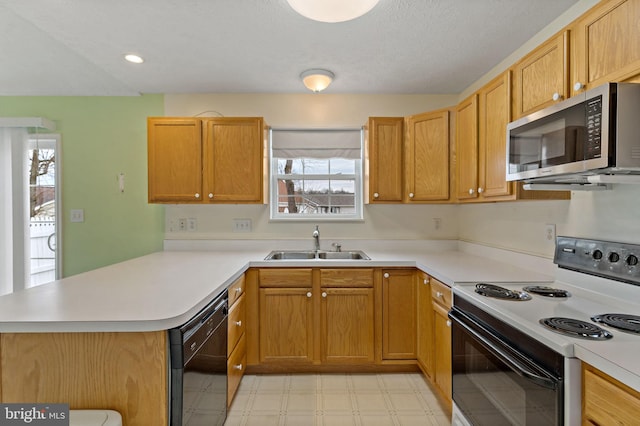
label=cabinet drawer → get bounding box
[228,275,245,307]
[259,268,313,287]
[228,294,245,356]
[431,278,451,308]
[227,333,246,407]
[320,269,374,287]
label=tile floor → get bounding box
[225,373,451,426]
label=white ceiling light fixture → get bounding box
[286,0,380,23]
[124,54,144,64]
[300,69,334,93]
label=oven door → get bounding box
[450,307,562,426]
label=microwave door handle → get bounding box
[451,315,558,390]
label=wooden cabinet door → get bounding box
[405,110,450,202]
[259,287,313,364]
[321,287,375,364]
[204,117,264,203]
[147,117,203,203]
[416,272,433,378]
[367,117,404,203]
[513,32,569,118]
[583,363,640,425]
[478,71,514,200]
[432,302,452,407]
[572,0,640,96]
[455,94,479,201]
[382,269,417,359]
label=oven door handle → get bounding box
[452,314,558,390]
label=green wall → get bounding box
[1,95,165,277]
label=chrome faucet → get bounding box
[312,225,320,252]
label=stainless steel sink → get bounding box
[264,251,317,260]
[317,251,370,260]
[264,250,370,260]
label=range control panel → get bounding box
[555,236,640,285]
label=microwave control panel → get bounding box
[585,95,602,160]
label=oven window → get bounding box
[452,320,561,426]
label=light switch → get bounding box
[70,209,84,223]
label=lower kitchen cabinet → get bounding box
[257,268,376,367]
[320,269,375,364]
[227,274,246,406]
[416,271,434,377]
[582,362,640,425]
[259,286,314,364]
[0,331,168,426]
[431,277,452,408]
[382,269,417,360]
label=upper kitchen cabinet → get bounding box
[405,109,451,203]
[365,117,404,203]
[513,31,569,119]
[148,118,203,203]
[571,0,640,96]
[455,94,479,201]
[203,118,266,203]
[147,117,267,204]
[456,72,514,202]
[456,72,570,203]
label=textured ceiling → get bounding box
[0,0,579,96]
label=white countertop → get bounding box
[0,239,636,391]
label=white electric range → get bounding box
[450,236,640,426]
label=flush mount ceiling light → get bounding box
[124,54,144,64]
[286,0,380,23]
[300,69,334,93]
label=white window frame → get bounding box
[269,129,364,222]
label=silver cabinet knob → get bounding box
[383,272,390,278]
[408,193,414,198]
[574,82,584,91]
[436,291,443,298]
[373,192,379,198]
[423,279,428,285]
[234,363,243,370]
[446,320,451,327]
[195,193,200,199]
[478,187,484,194]
[322,292,327,298]
[552,92,562,101]
[236,287,242,293]
[235,320,242,327]
[306,292,312,298]
[208,193,214,199]
[468,188,475,195]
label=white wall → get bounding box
[164,93,460,242]
[163,0,640,257]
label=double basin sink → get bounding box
[265,250,370,260]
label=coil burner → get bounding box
[592,313,640,335]
[522,286,571,298]
[540,317,613,340]
[474,283,532,301]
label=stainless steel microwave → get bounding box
[506,82,640,183]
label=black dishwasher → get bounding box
[169,290,228,426]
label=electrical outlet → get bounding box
[233,218,252,233]
[187,218,197,232]
[433,218,442,230]
[545,224,556,242]
[178,218,187,232]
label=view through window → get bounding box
[270,129,363,220]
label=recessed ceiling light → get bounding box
[286,0,380,23]
[124,54,144,64]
